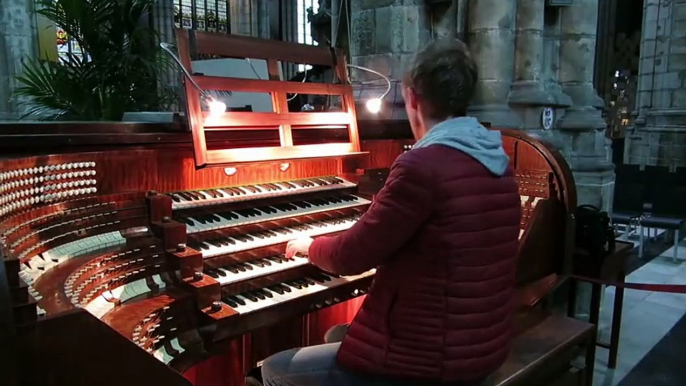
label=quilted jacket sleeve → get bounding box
[308,153,435,275]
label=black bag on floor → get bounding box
[575,205,616,257]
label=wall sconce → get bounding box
[160,42,226,118]
[347,64,392,114]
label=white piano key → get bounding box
[215,256,309,286]
[225,270,374,315]
[200,217,358,259]
[186,196,370,234]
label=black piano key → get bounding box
[219,188,235,196]
[213,268,227,277]
[187,191,203,200]
[244,185,259,193]
[249,291,265,300]
[242,292,259,302]
[177,192,194,201]
[223,297,239,308]
[268,285,285,294]
[168,194,181,202]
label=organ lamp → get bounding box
[347,64,391,114]
[160,42,226,118]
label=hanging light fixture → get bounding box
[346,64,392,114]
[159,42,226,118]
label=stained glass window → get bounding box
[56,27,85,63]
[174,0,229,33]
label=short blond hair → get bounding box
[403,38,478,120]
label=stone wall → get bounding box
[0,0,38,120]
[625,0,686,168]
[350,0,615,211]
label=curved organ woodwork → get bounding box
[0,122,577,386]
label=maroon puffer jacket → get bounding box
[309,144,521,384]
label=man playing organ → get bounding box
[261,38,522,385]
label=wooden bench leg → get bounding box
[608,270,625,369]
[674,229,680,263]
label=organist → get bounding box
[260,38,522,386]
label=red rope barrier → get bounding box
[569,275,686,293]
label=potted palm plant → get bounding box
[14,0,175,121]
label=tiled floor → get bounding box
[592,230,686,386]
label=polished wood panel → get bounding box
[22,309,192,385]
[175,29,362,168]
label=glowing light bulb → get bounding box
[366,98,382,114]
[207,97,226,117]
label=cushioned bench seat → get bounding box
[640,216,685,229]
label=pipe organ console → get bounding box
[0,32,592,386]
[0,125,588,386]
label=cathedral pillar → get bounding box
[625,0,686,168]
[467,0,522,127]
[508,0,548,106]
[0,0,38,120]
[230,0,271,38]
[556,0,615,211]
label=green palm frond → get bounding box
[16,0,175,121]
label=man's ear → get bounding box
[405,87,419,110]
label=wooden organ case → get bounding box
[0,33,593,386]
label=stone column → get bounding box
[0,0,38,120]
[557,0,605,129]
[556,0,615,210]
[543,7,572,108]
[230,0,259,37]
[625,0,686,168]
[508,0,549,106]
[467,0,522,127]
